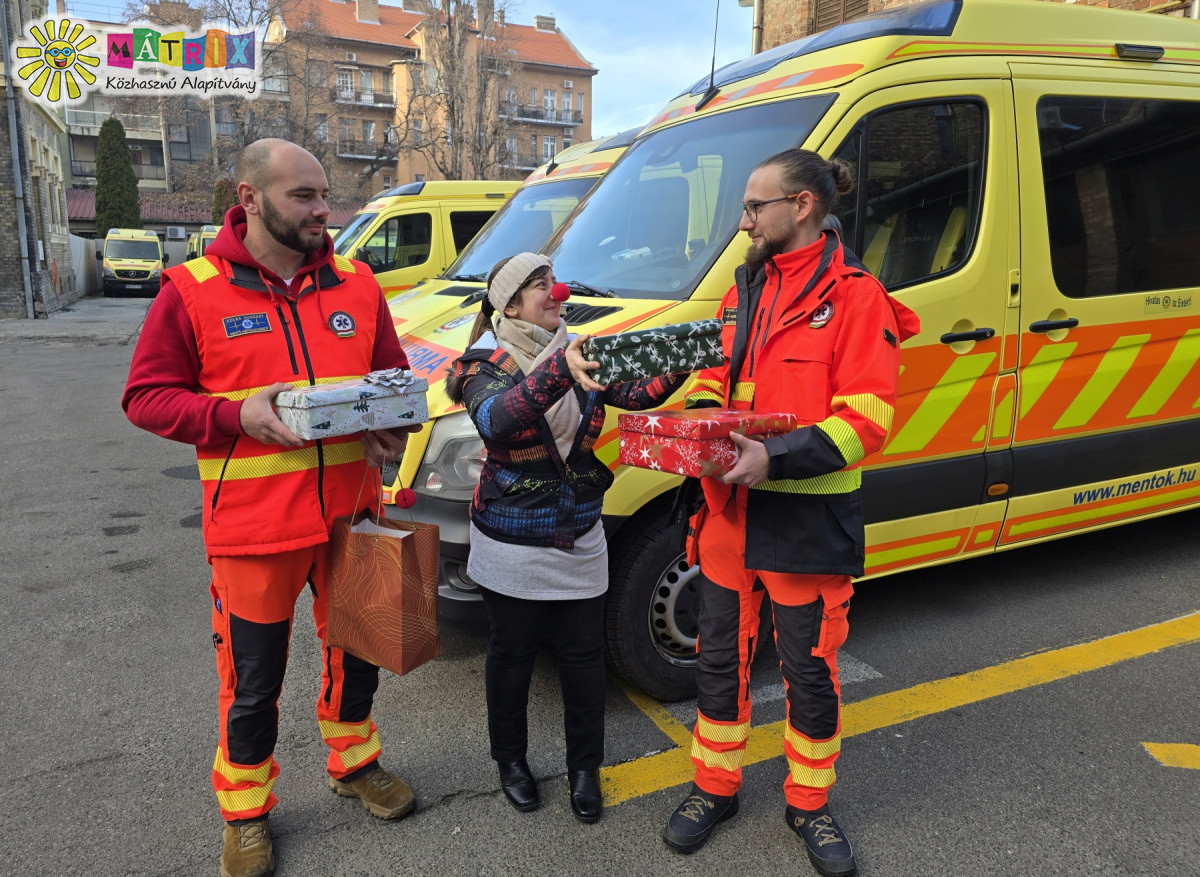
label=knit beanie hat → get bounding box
[487,252,552,315]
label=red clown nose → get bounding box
[550,282,570,302]
[395,488,417,509]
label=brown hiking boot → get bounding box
[219,818,275,877]
[329,765,415,819]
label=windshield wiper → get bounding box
[447,272,487,283]
[564,280,617,298]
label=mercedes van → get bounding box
[386,0,1200,699]
[99,228,168,296]
[185,225,219,261]
[332,180,519,299]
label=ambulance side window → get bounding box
[833,100,985,290]
[449,211,497,252]
[358,213,432,273]
[1038,96,1200,298]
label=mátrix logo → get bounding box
[11,17,262,105]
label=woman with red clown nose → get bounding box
[446,253,683,824]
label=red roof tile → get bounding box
[498,22,595,72]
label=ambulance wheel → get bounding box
[605,503,699,702]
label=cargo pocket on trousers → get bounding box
[812,598,850,658]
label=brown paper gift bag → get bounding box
[328,510,442,675]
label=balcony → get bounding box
[331,88,397,108]
[499,103,583,127]
[335,138,396,159]
[65,108,162,138]
[501,152,542,172]
[71,159,165,181]
[71,159,96,177]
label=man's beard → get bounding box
[261,194,324,254]
[744,235,785,273]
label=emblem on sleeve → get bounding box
[810,302,834,328]
[329,311,356,337]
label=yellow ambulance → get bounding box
[388,0,1200,699]
[332,180,519,299]
[98,228,168,296]
[384,130,638,343]
[185,225,219,261]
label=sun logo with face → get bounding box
[13,18,100,103]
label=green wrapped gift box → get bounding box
[581,319,724,385]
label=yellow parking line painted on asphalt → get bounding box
[1142,742,1200,770]
[602,611,1200,806]
[612,677,694,749]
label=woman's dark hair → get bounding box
[447,256,553,404]
[757,148,853,220]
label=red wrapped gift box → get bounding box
[617,409,799,477]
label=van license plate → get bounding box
[125,284,141,289]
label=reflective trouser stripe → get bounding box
[212,750,278,820]
[322,719,382,776]
[783,724,840,799]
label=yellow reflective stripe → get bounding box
[693,377,723,393]
[755,468,861,495]
[1020,343,1076,418]
[886,353,994,454]
[788,762,837,789]
[690,738,744,772]
[213,748,274,785]
[1128,329,1200,419]
[198,440,365,481]
[686,390,724,406]
[333,254,357,274]
[202,375,363,402]
[992,388,1014,441]
[833,393,893,433]
[817,416,866,467]
[731,382,755,402]
[1055,334,1149,429]
[319,718,373,741]
[215,783,276,814]
[785,725,841,760]
[695,715,750,744]
[183,256,220,283]
[336,728,382,771]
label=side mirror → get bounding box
[162,254,170,265]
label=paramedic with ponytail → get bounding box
[446,253,683,824]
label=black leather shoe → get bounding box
[568,770,602,823]
[497,760,539,812]
[663,784,739,853]
[786,804,857,876]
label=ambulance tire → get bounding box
[605,503,700,702]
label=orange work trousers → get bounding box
[690,488,853,811]
[209,543,382,822]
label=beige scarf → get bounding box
[493,315,580,461]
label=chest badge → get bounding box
[809,302,835,329]
[329,311,356,337]
[222,313,271,338]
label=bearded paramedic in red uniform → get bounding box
[662,148,919,877]
[123,139,419,877]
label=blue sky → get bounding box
[60,0,756,138]
[523,1,756,138]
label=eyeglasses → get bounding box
[741,193,801,222]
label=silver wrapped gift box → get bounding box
[274,368,429,440]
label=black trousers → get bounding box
[480,588,606,771]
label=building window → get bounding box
[411,65,424,92]
[577,92,584,116]
[383,175,391,187]
[314,114,328,141]
[168,125,188,143]
[413,118,424,144]
[562,131,572,151]
[542,135,556,161]
[530,87,537,105]
[362,120,375,143]
[415,173,425,182]
[336,69,353,100]
[505,136,517,159]
[562,92,571,112]
[505,85,517,105]
[543,89,556,118]
[339,118,355,144]
[360,69,373,94]
[815,0,870,32]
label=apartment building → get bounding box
[267,0,596,192]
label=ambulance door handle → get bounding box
[1029,318,1079,333]
[940,328,995,344]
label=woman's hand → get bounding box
[566,335,606,392]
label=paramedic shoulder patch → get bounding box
[721,307,738,326]
[223,313,271,338]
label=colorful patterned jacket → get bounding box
[450,333,684,549]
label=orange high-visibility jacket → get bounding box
[687,230,920,575]
[168,253,388,556]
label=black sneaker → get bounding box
[662,784,739,853]
[786,804,857,876]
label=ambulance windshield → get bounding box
[544,94,835,300]
[333,212,379,255]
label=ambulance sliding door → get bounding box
[1006,68,1200,549]
[817,80,1018,577]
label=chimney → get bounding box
[497,9,505,26]
[357,0,380,24]
[534,14,555,31]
